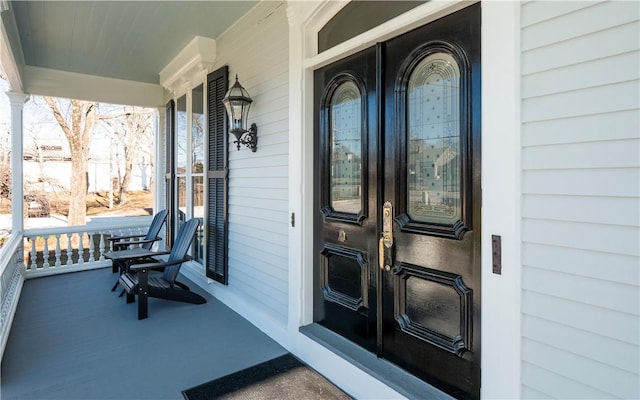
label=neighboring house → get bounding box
[22,158,153,193]
[23,142,70,161]
[1,1,638,399]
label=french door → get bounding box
[313,4,481,399]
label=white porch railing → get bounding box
[0,233,24,359]
[0,216,157,359]
[23,218,154,279]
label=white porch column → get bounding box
[7,92,28,234]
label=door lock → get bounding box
[379,201,394,271]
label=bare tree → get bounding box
[24,126,48,191]
[0,163,9,201]
[102,107,153,205]
[44,97,97,226]
[0,129,9,201]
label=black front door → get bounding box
[380,4,481,399]
[314,4,481,399]
[314,46,378,352]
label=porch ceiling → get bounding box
[2,1,256,85]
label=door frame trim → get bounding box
[287,1,522,398]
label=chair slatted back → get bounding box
[163,218,200,284]
[142,209,168,250]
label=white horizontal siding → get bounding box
[522,21,639,75]
[522,139,640,170]
[522,362,619,399]
[522,384,554,400]
[522,266,638,315]
[521,1,601,27]
[522,109,639,146]
[522,51,639,99]
[523,291,639,346]
[523,315,639,374]
[229,213,288,236]
[520,1,640,398]
[522,219,639,256]
[522,80,639,122]
[228,177,288,190]
[210,1,289,326]
[523,168,639,197]
[522,195,639,226]
[522,339,638,399]
[522,243,639,285]
[521,1,638,51]
[230,186,287,201]
[227,230,287,261]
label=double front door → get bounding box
[313,4,481,399]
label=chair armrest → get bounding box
[111,237,162,251]
[129,250,171,261]
[116,237,161,246]
[129,257,190,272]
[104,249,170,261]
[108,234,146,242]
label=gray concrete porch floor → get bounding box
[1,268,287,399]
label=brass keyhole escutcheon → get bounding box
[338,230,347,242]
[382,201,393,246]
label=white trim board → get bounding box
[22,65,164,107]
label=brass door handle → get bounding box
[379,201,393,271]
[379,237,388,271]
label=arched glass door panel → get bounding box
[328,80,363,216]
[400,48,471,239]
[407,52,461,225]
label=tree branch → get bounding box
[44,97,74,142]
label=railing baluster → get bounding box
[30,237,37,271]
[77,233,84,265]
[136,227,144,247]
[54,234,61,267]
[42,235,50,268]
[88,232,96,262]
[99,233,106,261]
[117,229,125,246]
[66,233,73,266]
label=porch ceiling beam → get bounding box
[22,65,164,107]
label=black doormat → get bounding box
[182,353,351,400]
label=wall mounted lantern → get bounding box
[222,75,257,152]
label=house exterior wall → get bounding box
[183,1,291,339]
[520,1,640,398]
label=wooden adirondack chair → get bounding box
[107,209,168,274]
[118,218,206,319]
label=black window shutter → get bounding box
[206,66,229,284]
[165,99,175,250]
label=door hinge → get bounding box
[290,212,295,227]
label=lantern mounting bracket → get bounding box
[232,123,257,152]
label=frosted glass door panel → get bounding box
[407,53,461,225]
